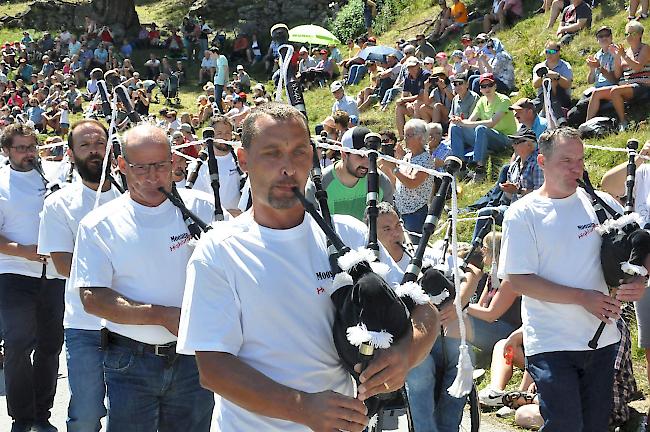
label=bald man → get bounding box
[70,124,224,432]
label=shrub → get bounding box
[373,0,411,35]
[330,0,366,42]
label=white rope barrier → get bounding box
[584,143,650,161]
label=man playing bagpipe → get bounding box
[500,127,650,432]
[177,102,440,431]
[70,124,228,432]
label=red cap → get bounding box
[479,73,495,84]
[320,49,328,54]
[367,36,376,43]
[237,92,247,101]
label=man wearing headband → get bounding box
[499,127,647,432]
[71,124,225,432]
[178,102,440,432]
[305,126,394,221]
[38,120,120,432]
[0,124,64,432]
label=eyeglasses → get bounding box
[479,82,495,89]
[545,48,559,55]
[596,33,612,39]
[124,158,172,175]
[452,80,466,85]
[625,31,637,36]
[10,144,37,153]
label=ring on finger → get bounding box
[383,382,390,391]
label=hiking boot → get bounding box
[478,387,506,407]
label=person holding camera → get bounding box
[531,41,573,123]
[420,67,454,127]
[468,38,515,95]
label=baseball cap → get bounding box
[404,56,420,67]
[320,49,328,54]
[299,46,308,53]
[330,81,343,92]
[252,83,265,92]
[423,56,435,65]
[461,33,472,41]
[451,50,464,58]
[475,33,488,41]
[452,72,468,83]
[341,126,371,150]
[171,130,184,139]
[595,26,612,36]
[367,36,377,44]
[509,97,535,111]
[431,66,447,77]
[508,126,537,143]
[478,73,495,84]
[236,64,244,70]
[435,52,448,59]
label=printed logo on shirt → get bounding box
[316,286,326,295]
[315,270,334,281]
[169,232,191,252]
[577,222,596,239]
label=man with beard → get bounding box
[0,123,65,432]
[177,102,439,431]
[70,124,221,432]
[38,120,121,432]
[192,115,243,215]
[305,126,393,221]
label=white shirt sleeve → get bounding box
[498,206,539,279]
[177,249,243,355]
[38,200,74,254]
[70,222,114,289]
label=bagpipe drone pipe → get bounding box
[158,183,212,239]
[578,139,650,349]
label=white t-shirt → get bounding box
[177,212,403,431]
[0,166,61,278]
[498,188,622,356]
[191,152,242,210]
[38,182,121,330]
[70,188,227,344]
[634,164,650,225]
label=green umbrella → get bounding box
[289,25,341,46]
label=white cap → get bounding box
[237,64,244,70]
[404,56,420,67]
[330,81,343,93]
[299,46,308,53]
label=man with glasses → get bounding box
[449,73,517,182]
[71,124,222,432]
[532,41,573,122]
[395,56,431,141]
[0,124,65,432]
[414,33,436,61]
[449,72,479,120]
[306,126,393,221]
[38,120,121,432]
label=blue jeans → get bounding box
[406,337,466,432]
[471,205,508,242]
[381,87,401,107]
[65,328,106,432]
[468,315,516,353]
[214,84,224,113]
[402,204,429,235]
[347,65,367,85]
[449,124,510,165]
[104,345,214,432]
[526,344,616,432]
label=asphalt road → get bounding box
[0,350,517,431]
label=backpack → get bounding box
[578,116,617,139]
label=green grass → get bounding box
[0,0,32,17]
[134,0,194,26]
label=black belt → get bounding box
[105,330,177,359]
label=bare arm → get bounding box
[50,251,72,278]
[394,168,429,189]
[467,279,518,322]
[0,234,43,261]
[80,287,180,335]
[601,142,649,198]
[195,351,368,431]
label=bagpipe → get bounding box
[158,184,212,239]
[201,128,225,221]
[578,139,650,349]
[32,157,61,198]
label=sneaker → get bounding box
[619,120,629,133]
[478,387,506,407]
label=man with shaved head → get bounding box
[70,124,224,432]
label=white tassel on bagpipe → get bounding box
[331,271,354,292]
[448,176,474,398]
[621,261,648,277]
[596,212,644,235]
[542,78,558,129]
[369,262,391,281]
[429,290,450,306]
[346,323,394,349]
[275,44,294,103]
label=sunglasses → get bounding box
[545,48,559,55]
[596,33,612,39]
[452,80,466,85]
[625,31,637,36]
[479,82,495,88]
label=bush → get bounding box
[373,0,411,35]
[330,0,366,43]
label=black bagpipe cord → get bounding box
[158,183,212,238]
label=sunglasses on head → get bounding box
[479,82,495,88]
[545,48,559,55]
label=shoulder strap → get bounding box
[579,171,620,224]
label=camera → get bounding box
[536,66,549,78]
[381,143,395,157]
